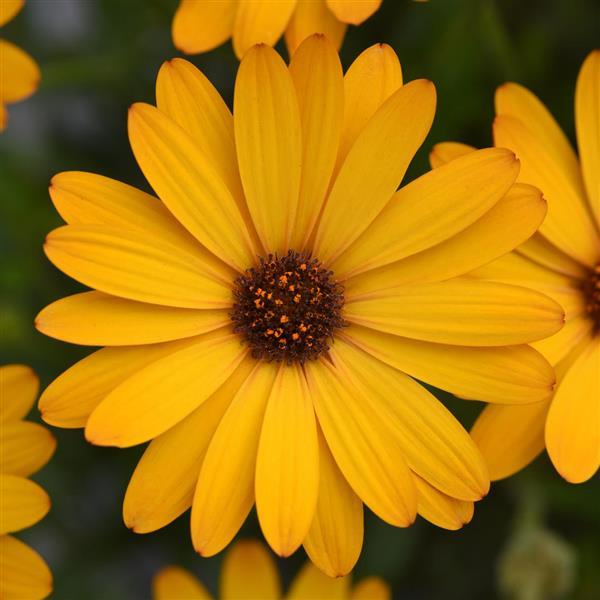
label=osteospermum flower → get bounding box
[430,50,600,484]
[37,37,564,575]
[0,365,55,600]
[0,0,40,131]
[152,539,390,599]
[172,0,382,58]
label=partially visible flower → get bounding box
[0,364,55,600]
[430,50,600,484]
[0,0,40,131]
[153,539,390,600]
[172,0,383,58]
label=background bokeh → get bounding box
[1,0,599,598]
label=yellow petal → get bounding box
[471,401,549,481]
[0,364,38,422]
[39,337,203,429]
[44,225,231,309]
[334,339,489,501]
[546,337,600,483]
[532,315,592,366]
[153,565,212,600]
[0,0,23,27]
[36,291,229,346]
[286,562,349,600]
[234,44,302,254]
[232,0,296,59]
[285,0,346,55]
[305,353,417,526]
[0,39,39,103]
[221,540,281,600]
[314,79,436,266]
[0,535,52,600]
[414,474,474,531]
[345,183,547,292]
[429,141,476,168]
[255,365,318,557]
[332,148,520,278]
[493,114,599,266]
[192,364,278,557]
[325,0,381,25]
[344,325,554,404]
[575,50,600,228]
[303,428,363,578]
[128,102,255,270]
[337,43,402,171]
[0,475,49,534]
[288,34,343,249]
[171,0,235,55]
[350,577,391,600]
[0,421,55,477]
[123,358,255,534]
[85,333,247,447]
[0,103,7,130]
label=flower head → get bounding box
[37,37,563,575]
[431,50,600,484]
[0,364,54,600]
[0,0,40,131]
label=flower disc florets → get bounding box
[231,250,346,363]
[583,263,600,330]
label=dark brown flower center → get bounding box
[583,263,600,330]
[231,250,345,363]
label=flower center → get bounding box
[583,263,600,330]
[231,250,345,363]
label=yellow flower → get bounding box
[430,50,600,484]
[37,37,563,575]
[172,0,382,58]
[152,539,390,600]
[0,0,40,131]
[0,365,55,600]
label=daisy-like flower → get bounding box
[172,0,382,58]
[0,0,40,131]
[0,365,55,600]
[430,50,600,484]
[152,539,390,599]
[37,37,563,575]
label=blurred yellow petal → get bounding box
[36,292,229,346]
[85,333,247,447]
[0,39,39,103]
[314,79,436,265]
[347,322,554,405]
[44,225,231,309]
[171,0,235,55]
[128,102,255,270]
[256,366,318,557]
[286,562,349,600]
[0,364,38,422]
[351,577,391,600]
[345,280,564,346]
[429,141,476,168]
[123,358,254,533]
[517,233,587,280]
[325,0,381,25]
[221,540,281,600]
[494,115,599,266]
[0,421,55,477]
[305,354,417,527]
[232,0,296,59]
[234,44,301,254]
[0,535,52,600]
[332,148,520,278]
[0,0,23,27]
[153,566,211,600]
[288,34,343,249]
[575,50,600,228]
[0,103,6,130]
[546,337,600,483]
[532,315,592,365]
[192,364,277,557]
[285,0,346,55]
[303,429,363,578]
[0,475,49,534]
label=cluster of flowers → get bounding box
[1,0,598,598]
